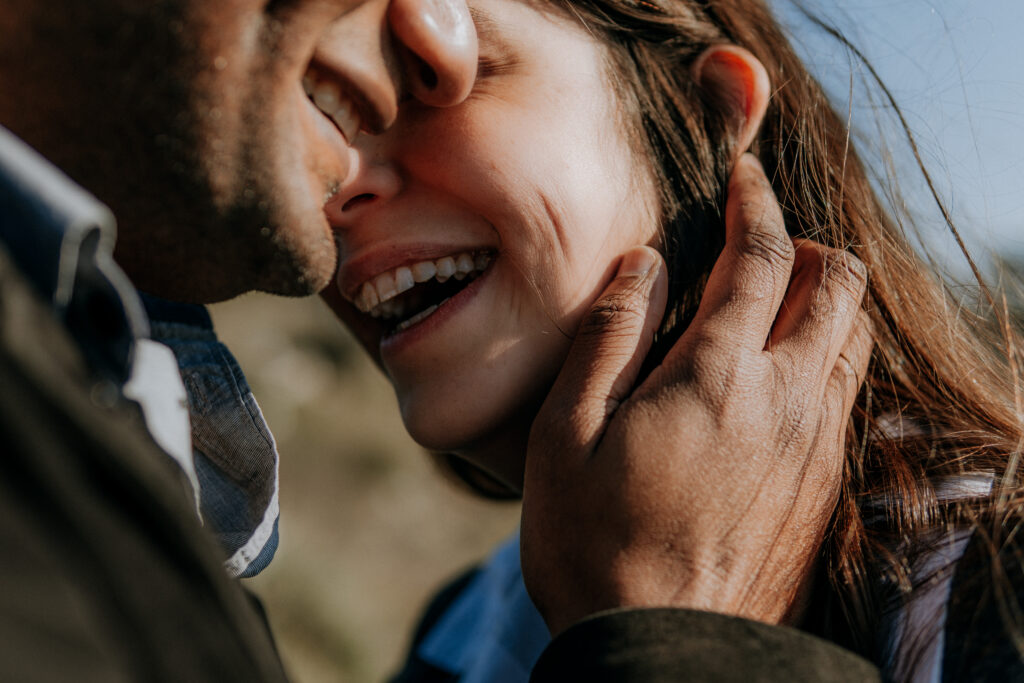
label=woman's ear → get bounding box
[692,45,770,159]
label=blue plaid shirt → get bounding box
[143,295,280,577]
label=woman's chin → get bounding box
[401,407,532,492]
[395,371,557,493]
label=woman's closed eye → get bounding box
[477,52,518,79]
[470,6,521,86]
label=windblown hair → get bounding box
[538,0,1024,673]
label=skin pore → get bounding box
[324,0,668,488]
[0,0,476,303]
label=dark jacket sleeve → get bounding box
[531,607,881,682]
[0,244,289,683]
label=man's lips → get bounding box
[297,60,373,202]
[303,68,362,144]
[301,87,353,198]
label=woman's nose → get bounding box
[389,0,478,107]
[325,143,403,225]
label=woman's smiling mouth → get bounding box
[341,249,494,335]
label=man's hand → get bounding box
[521,154,872,636]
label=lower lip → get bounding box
[378,262,495,359]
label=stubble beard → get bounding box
[106,13,337,302]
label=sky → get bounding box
[769,0,1024,268]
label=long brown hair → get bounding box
[539,0,1024,671]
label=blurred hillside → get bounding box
[209,294,521,683]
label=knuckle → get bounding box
[779,401,816,452]
[834,350,859,381]
[823,251,868,303]
[688,344,761,409]
[736,227,795,273]
[848,311,876,355]
[577,291,645,338]
[828,382,856,419]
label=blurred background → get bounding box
[776,0,1024,266]
[212,1,1023,681]
[210,294,521,682]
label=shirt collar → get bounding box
[0,125,148,381]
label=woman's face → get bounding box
[325,0,659,487]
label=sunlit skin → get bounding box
[2,0,877,641]
[0,0,476,302]
[323,0,660,488]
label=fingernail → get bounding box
[619,248,656,278]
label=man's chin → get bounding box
[251,259,334,299]
[144,250,334,304]
[258,276,326,299]
[244,223,339,299]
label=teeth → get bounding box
[305,72,362,142]
[435,257,456,283]
[374,271,397,302]
[411,261,437,283]
[395,304,439,333]
[373,298,405,320]
[312,82,340,114]
[454,253,474,280]
[347,251,495,317]
[395,266,415,293]
[330,98,361,142]
[357,282,379,312]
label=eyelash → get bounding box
[477,54,517,78]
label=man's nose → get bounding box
[389,0,478,107]
[312,0,477,134]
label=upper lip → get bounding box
[337,243,497,301]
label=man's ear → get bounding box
[692,45,770,159]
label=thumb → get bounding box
[530,246,667,462]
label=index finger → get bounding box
[684,154,794,352]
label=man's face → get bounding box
[0,0,476,302]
